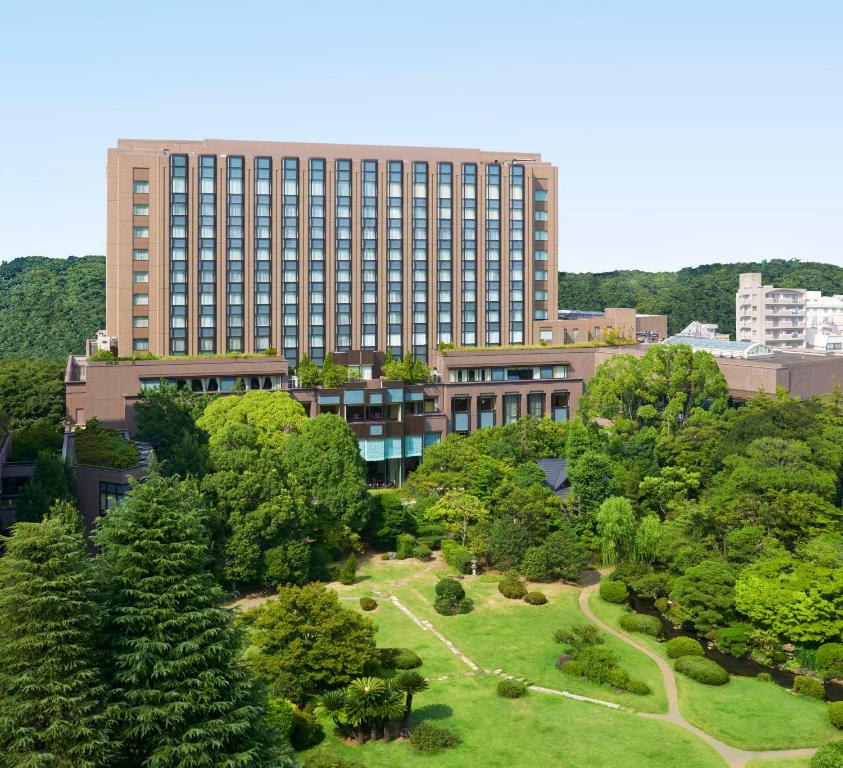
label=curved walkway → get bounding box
[579,582,817,768]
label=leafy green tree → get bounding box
[296,354,321,387]
[0,502,110,768]
[425,490,488,546]
[595,496,637,566]
[568,450,619,516]
[245,583,378,703]
[638,467,701,516]
[565,416,594,464]
[16,451,75,522]
[364,491,416,548]
[381,351,431,383]
[338,553,357,585]
[634,515,662,564]
[544,527,588,582]
[95,475,280,768]
[135,382,209,477]
[734,555,843,644]
[0,358,66,427]
[319,352,355,388]
[488,517,533,569]
[670,559,736,633]
[197,390,308,451]
[285,414,371,541]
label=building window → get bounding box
[132,293,149,306]
[133,180,149,194]
[386,160,403,356]
[133,227,149,238]
[535,250,548,261]
[527,392,544,418]
[478,394,495,429]
[308,158,326,363]
[534,210,548,221]
[534,290,548,301]
[281,157,300,363]
[437,162,453,345]
[226,156,245,353]
[534,309,548,320]
[100,481,131,513]
[132,315,149,328]
[539,328,553,342]
[254,156,272,352]
[132,248,149,260]
[552,391,569,422]
[461,163,477,346]
[197,155,217,354]
[169,153,188,355]
[535,230,548,241]
[412,161,428,360]
[133,271,149,283]
[133,204,149,216]
[535,270,548,281]
[503,393,519,425]
[335,159,352,353]
[509,164,525,343]
[534,189,548,202]
[132,338,149,352]
[361,160,378,350]
[484,163,501,346]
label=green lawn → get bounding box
[588,592,840,751]
[745,760,811,768]
[301,674,726,768]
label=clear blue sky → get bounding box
[0,0,840,272]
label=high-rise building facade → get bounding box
[107,139,558,365]
[736,273,807,349]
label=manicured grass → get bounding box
[391,571,668,713]
[588,592,841,750]
[301,675,726,768]
[745,759,811,768]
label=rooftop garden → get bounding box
[88,350,278,364]
[439,331,636,354]
[73,418,140,469]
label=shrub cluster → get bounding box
[441,539,474,573]
[828,702,843,730]
[654,597,669,615]
[674,655,729,686]
[338,553,357,585]
[524,591,548,606]
[664,637,704,659]
[554,631,649,695]
[793,675,826,701]
[9,422,62,461]
[413,544,432,561]
[716,624,749,658]
[378,647,422,670]
[553,625,604,654]
[396,533,417,560]
[810,741,843,768]
[817,643,843,680]
[434,577,473,616]
[359,596,377,611]
[409,721,461,752]
[497,679,527,698]
[598,578,628,604]
[498,576,527,600]
[619,612,662,637]
[74,418,140,469]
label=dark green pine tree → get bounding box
[95,475,284,768]
[0,501,111,768]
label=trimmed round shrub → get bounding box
[665,637,705,659]
[828,702,843,729]
[674,655,729,686]
[305,754,365,768]
[456,597,474,614]
[497,679,527,698]
[409,721,461,752]
[619,612,663,637]
[379,647,422,670]
[396,533,417,559]
[599,579,628,604]
[811,741,843,768]
[380,552,390,560]
[499,577,527,600]
[414,544,432,561]
[576,646,619,685]
[757,672,772,682]
[435,578,465,602]
[793,675,826,700]
[434,594,455,616]
[606,666,631,690]
[519,545,550,582]
[717,624,750,658]
[817,643,843,679]
[561,660,583,676]
[626,679,652,696]
[524,591,548,606]
[359,596,378,611]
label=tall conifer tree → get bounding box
[0,501,110,768]
[95,475,282,768]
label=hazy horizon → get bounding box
[1,1,840,270]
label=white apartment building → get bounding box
[736,273,806,349]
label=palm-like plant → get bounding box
[343,677,387,744]
[394,671,429,734]
[374,683,406,743]
[316,689,351,737]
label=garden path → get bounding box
[578,582,818,768]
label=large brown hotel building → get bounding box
[109,139,559,363]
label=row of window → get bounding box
[448,365,569,383]
[451,390,569,432]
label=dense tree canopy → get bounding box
[0,357,65,429]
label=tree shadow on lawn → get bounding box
[413,703,454,721]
